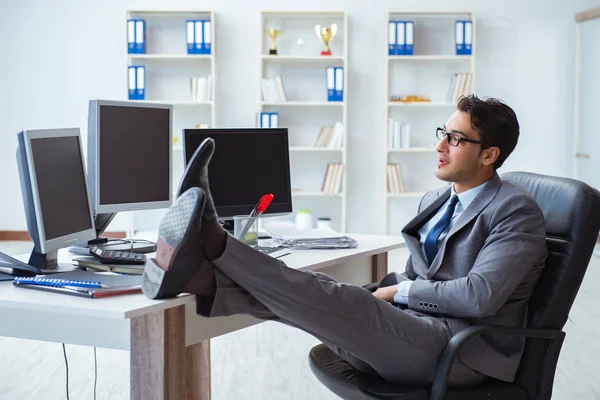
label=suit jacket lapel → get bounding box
[402,188,451,274]
[426,173,503,278]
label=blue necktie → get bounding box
[424,195,459,266]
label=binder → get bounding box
[195,20,203,54]
[136,66,145,100]
[326,66,335,101]
[187,20,195,54]
[128,66,137,100]
[334,67,344,102]
[396,21,405,55]
[127,20,136,54]
[261,112,270,128]
[388,21,397,56]
[135,20,145,54]
[404,21,414,55]
[464,20,473,55]
[269,112,279,128]
[455,21,465,55]
[203,20,212,55]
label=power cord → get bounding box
[62,343,70,400]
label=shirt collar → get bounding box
[451,180,489,210]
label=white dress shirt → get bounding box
[393,181,489,305]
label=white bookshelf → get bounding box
[124,9,216,235]
[384,11,475,235]
[259,11,348,232]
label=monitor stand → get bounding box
[68,212,156,255]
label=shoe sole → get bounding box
[142,187,206,299]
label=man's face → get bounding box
[435,110,487,184]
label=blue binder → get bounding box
[186,20,195,54]
[135,20,146,54]
[326,66,335,101]
[456,21,473,55]
[404,21,414,55]
[194,20,203,54]
[136,66,145,100]
[388,21,397,56]
[396,21,406,55]
[128,66,137,100]
[334,67,344,102]
[127,20,136,54]
[203,20,212,55]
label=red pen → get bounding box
[237,194,274,240]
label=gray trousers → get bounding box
[199,235,486,387]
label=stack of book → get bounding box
[387,163,404,194]
[73,256,145,275]
[321,162,344,194]
[387,119,411,149]
[314,123,344,148]
[261,76,287,102]
[447,73,473,103]
[191,75,212,102]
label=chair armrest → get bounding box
[429,325,563,400]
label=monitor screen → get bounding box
[184,128,292,218]
[30,136,93,240]
[87,100,172,214]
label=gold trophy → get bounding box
[267,29,281,55]
[315,23,337,55]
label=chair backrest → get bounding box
[501,171,600,397]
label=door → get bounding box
[575,9,600,189]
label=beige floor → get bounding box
[0,242,599,399]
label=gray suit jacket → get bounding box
[398,173,548,382]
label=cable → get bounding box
[94,347,98,400]
[62,343,70,400]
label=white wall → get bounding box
[0,0,595,233]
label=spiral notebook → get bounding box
[12,270,142,298]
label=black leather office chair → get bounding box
[309,172,600,400]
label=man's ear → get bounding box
[482,147,500,166]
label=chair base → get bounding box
[309,344,529,400]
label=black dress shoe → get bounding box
[142,187,206,299]
[177,137,218,221]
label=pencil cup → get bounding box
[233,215,259,248]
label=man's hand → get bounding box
[372,285,398,303]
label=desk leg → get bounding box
[185,340,211,400]
[371,252,388,283]
[131,305,186,400]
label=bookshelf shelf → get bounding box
[261,101,344,107]
[290,147,344,152]
[384,10,475,234]
[260,11,348,232]
[261,55,345,63]
[127,54,213,60]
[388,55,473,61]
[387,102,455,107]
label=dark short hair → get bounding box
[457,95,520,169]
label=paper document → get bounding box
[265,227,358,249]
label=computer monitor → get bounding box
[85,99,173,252]
[15,128,97,274]
[183,128,293,220]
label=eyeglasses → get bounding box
[435,128,493,147]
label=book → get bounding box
[12,270,142,298]
[73,256,145,275]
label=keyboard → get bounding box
[257,245,291,259]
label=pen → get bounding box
[236,194,274,240]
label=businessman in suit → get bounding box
[142,95,547,387]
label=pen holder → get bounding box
[233,215,259,248]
